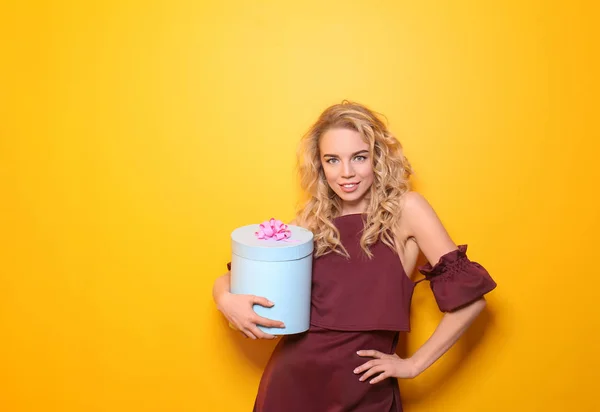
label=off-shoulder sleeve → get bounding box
[418,245,497,312]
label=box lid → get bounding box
[231,223,314,262]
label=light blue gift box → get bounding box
[230,223,314,335]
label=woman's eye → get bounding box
[326,158,339,164]
[354,155,367,161]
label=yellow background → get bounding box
[1,1,598,411]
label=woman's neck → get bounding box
[341,201,368,216]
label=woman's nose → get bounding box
[341,161,355,178]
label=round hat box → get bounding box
[230,220,314,335]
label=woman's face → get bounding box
[319,127,374,215]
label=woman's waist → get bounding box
[279,324,399,359]
[308,306,411,333]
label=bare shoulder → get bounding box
[399,191,445,229]
[398,191,458,265]
[396,191,434,235]
[399,191,434,216]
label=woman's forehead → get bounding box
[319,128,369,155]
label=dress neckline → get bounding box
[333,213,367,220]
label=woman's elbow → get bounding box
[470,297,487,315]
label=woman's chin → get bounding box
[335,191,367,204]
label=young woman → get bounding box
[212,101,497,411]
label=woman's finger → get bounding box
[359,365,386,382]
[251,295,274,308]
[356,350,385,359]
[242,328,257,340]
[369,370,391,384]
[354,359,382,374]
[253,315,285,329]
[249,325,276,340]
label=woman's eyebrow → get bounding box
[323,150,369,158]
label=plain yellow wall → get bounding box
[1,1,598,411]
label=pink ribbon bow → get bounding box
[255,218,292,240]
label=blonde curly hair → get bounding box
[294,100,413,259]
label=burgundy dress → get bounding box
[251,214,497,412]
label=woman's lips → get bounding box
[339,182,360,193]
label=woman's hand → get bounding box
[354,350,420,384]
[217,292,285,340]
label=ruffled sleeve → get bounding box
[418,245,497,312]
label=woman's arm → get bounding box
[212,272,231,307]
[212,269,285,340]
[355,192,493,383]
[212,218,298,339]
[356,298,485,383]
[409,297,486,375]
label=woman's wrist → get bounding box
[406,356,424,378]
